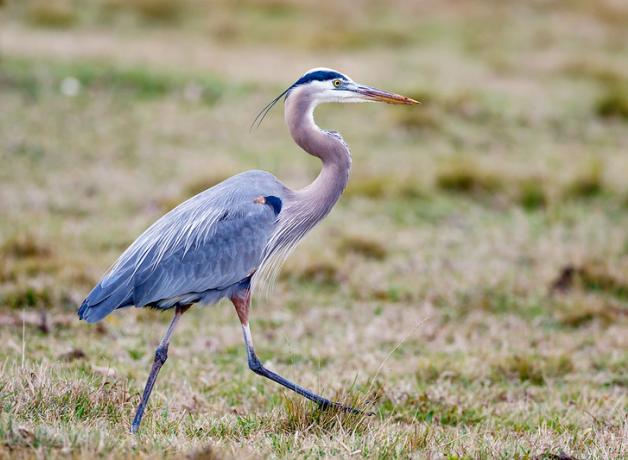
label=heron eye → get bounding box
[332,79,342,88]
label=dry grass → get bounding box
[25,0,77,29]
[1,0,627,458]
[338,235,388,261]
[435,158,504,195]
[596,85,628,120]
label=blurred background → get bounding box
[0,0,626,458]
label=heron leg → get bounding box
[130,305,189,434]
[231,290,363,415]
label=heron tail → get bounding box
[78,275,133,323]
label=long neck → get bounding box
[254,90,352,287]
[284,89,351,221]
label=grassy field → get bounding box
[1,0,627,458]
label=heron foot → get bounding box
[316,399,374,416]
[247,350,372,416]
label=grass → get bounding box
[596,85,628,120]
[25,0,78,29]
[0,56,228,104]
[338,235,388,260]
[491,354,575,386]
[1,0,628,458]
[435,158,504,195]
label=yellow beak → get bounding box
[353,85,419,105]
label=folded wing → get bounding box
[78,171,285,323]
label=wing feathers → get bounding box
[79,171,286,322]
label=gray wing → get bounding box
[79,170,286,323]
[133,199,274,306]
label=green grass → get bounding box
[0,56,229,104]
[1,0,627,458]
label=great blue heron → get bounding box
[78,68,417,433]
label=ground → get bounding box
[0,1,627,458]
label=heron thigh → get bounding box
[230,288,251,325]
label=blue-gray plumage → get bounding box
[79,171,286,321]
[78,67,417,433]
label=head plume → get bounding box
[250,68,349,131]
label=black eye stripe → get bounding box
[293,70,347,87]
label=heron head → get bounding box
[252,68,418,129]
[288,68,418,105]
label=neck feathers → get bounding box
[284,86,352,215]
[254,87,352,293]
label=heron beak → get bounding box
[352,85,418,105]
